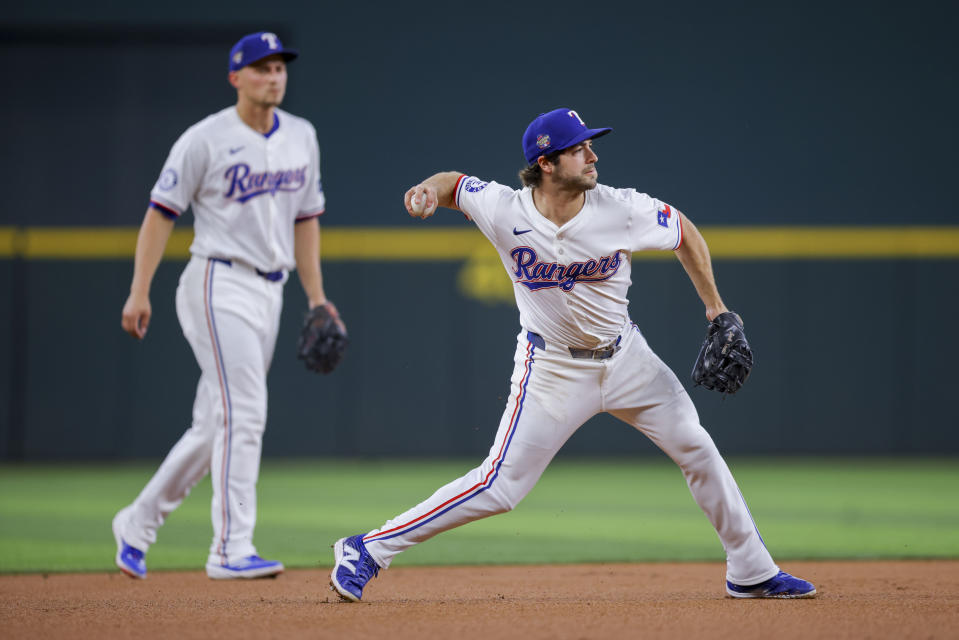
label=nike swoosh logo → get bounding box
[229,146,244,154]
[513,228,533,235]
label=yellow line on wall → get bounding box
[0,226,957,260]
[701,227,959,258]
[0,228,16,257]
[320,228,489,260]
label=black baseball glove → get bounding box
[297,301,348,374]
[691,311,753,394]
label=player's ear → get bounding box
[537,155,554,174]
[228,71,241,90]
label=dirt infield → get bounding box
[2,560,957,639]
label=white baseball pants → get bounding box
[363,324,779,585]
[115,256,284,567]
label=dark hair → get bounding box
[518,150,562,187]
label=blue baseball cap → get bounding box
[229,32,298,71]
[522,108,612,165]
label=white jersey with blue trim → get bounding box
[455,175,683,350]
[149,106,326,272]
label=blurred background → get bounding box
[2,0,957,463]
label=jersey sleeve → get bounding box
[627,190,684,252]
[148,126,208,218]
[453,175,511,242]
[296,124,326,220]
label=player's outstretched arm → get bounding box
[404,171,464,219]
[674,212,728,322]
[121,206,175,339]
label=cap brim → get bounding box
[561,127,612,152]
[240,49,299,69]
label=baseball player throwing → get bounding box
[114,32,341,579]
[330,108,815,600]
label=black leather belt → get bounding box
[527,331,621,360]
[210,257,283,282]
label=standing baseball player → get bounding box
[113,31,346,579]
[329,108,816,601]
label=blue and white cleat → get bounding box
[206,555,284,579]
[112,509,147,579]
[726,570,817,599]
[330,535,380,602]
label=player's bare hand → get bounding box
[405,184,438,219]
[121,293,152,339]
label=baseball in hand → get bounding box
[410,192,433,216]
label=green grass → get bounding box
[0,457,956,573]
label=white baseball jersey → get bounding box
[149,106,326,272]
[454,176,683,349]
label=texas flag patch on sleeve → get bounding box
[657,204,672,228]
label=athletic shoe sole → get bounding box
[727,586,817,599]
[206,563,284,579]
